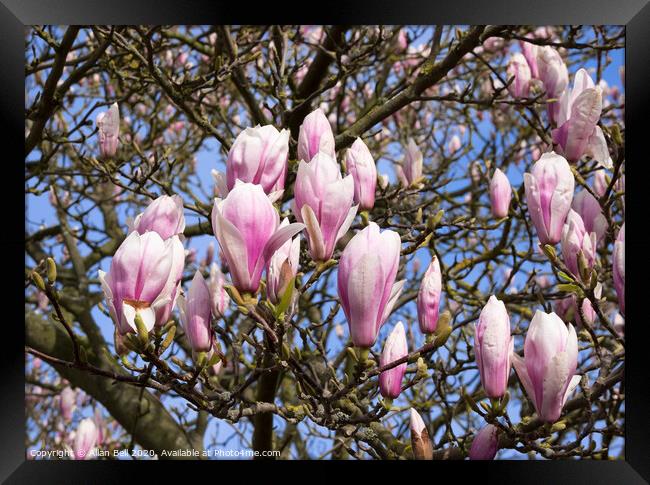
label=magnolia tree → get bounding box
[25,25,625,460]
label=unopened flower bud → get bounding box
[410,409,433,460]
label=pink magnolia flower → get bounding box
[178,271,213,354]
[99,232,185,335]
[561,209,597,280]
[416,257,442,334]
[571,189,607,243]
[469,424,499,460]
[378,322,408,399]
[575,296,596,326]
[223,125,289,198]
[536,46,568,123]
[523,152,575,245]
[593,169,608,198]
[551,69,612,169]
[554,294,596,327]
[293,152,357,262]
[345,138,377,211]
[613,224,625,315]
[519,40,539,78]
[397,138,423,187]
[474,296,513,398]
[482,37,504,52]
[337,222,404,348]
[489,168,512,218]
[267,218,301,304]
[60,387,76,422]
[512,311,581,422]
[507,52,532,98]
[297,108,336,162]
[96,102,120,158]
[130,194,185,240]
[211,182,304,294]
[73,418,98,460]
[208,263,230,318]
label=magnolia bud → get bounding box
[469,424,499,460]
[32,272,46,291]
[46,258,57,283]
[410,409,433,460]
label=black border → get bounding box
[6,1,648,482]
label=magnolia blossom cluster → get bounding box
[510,43,612,169]
[473,296,581,425]
[521,146,620,307]
[90,77,622,459]
[99,195,186,336]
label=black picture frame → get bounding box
[5,1,648,482]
